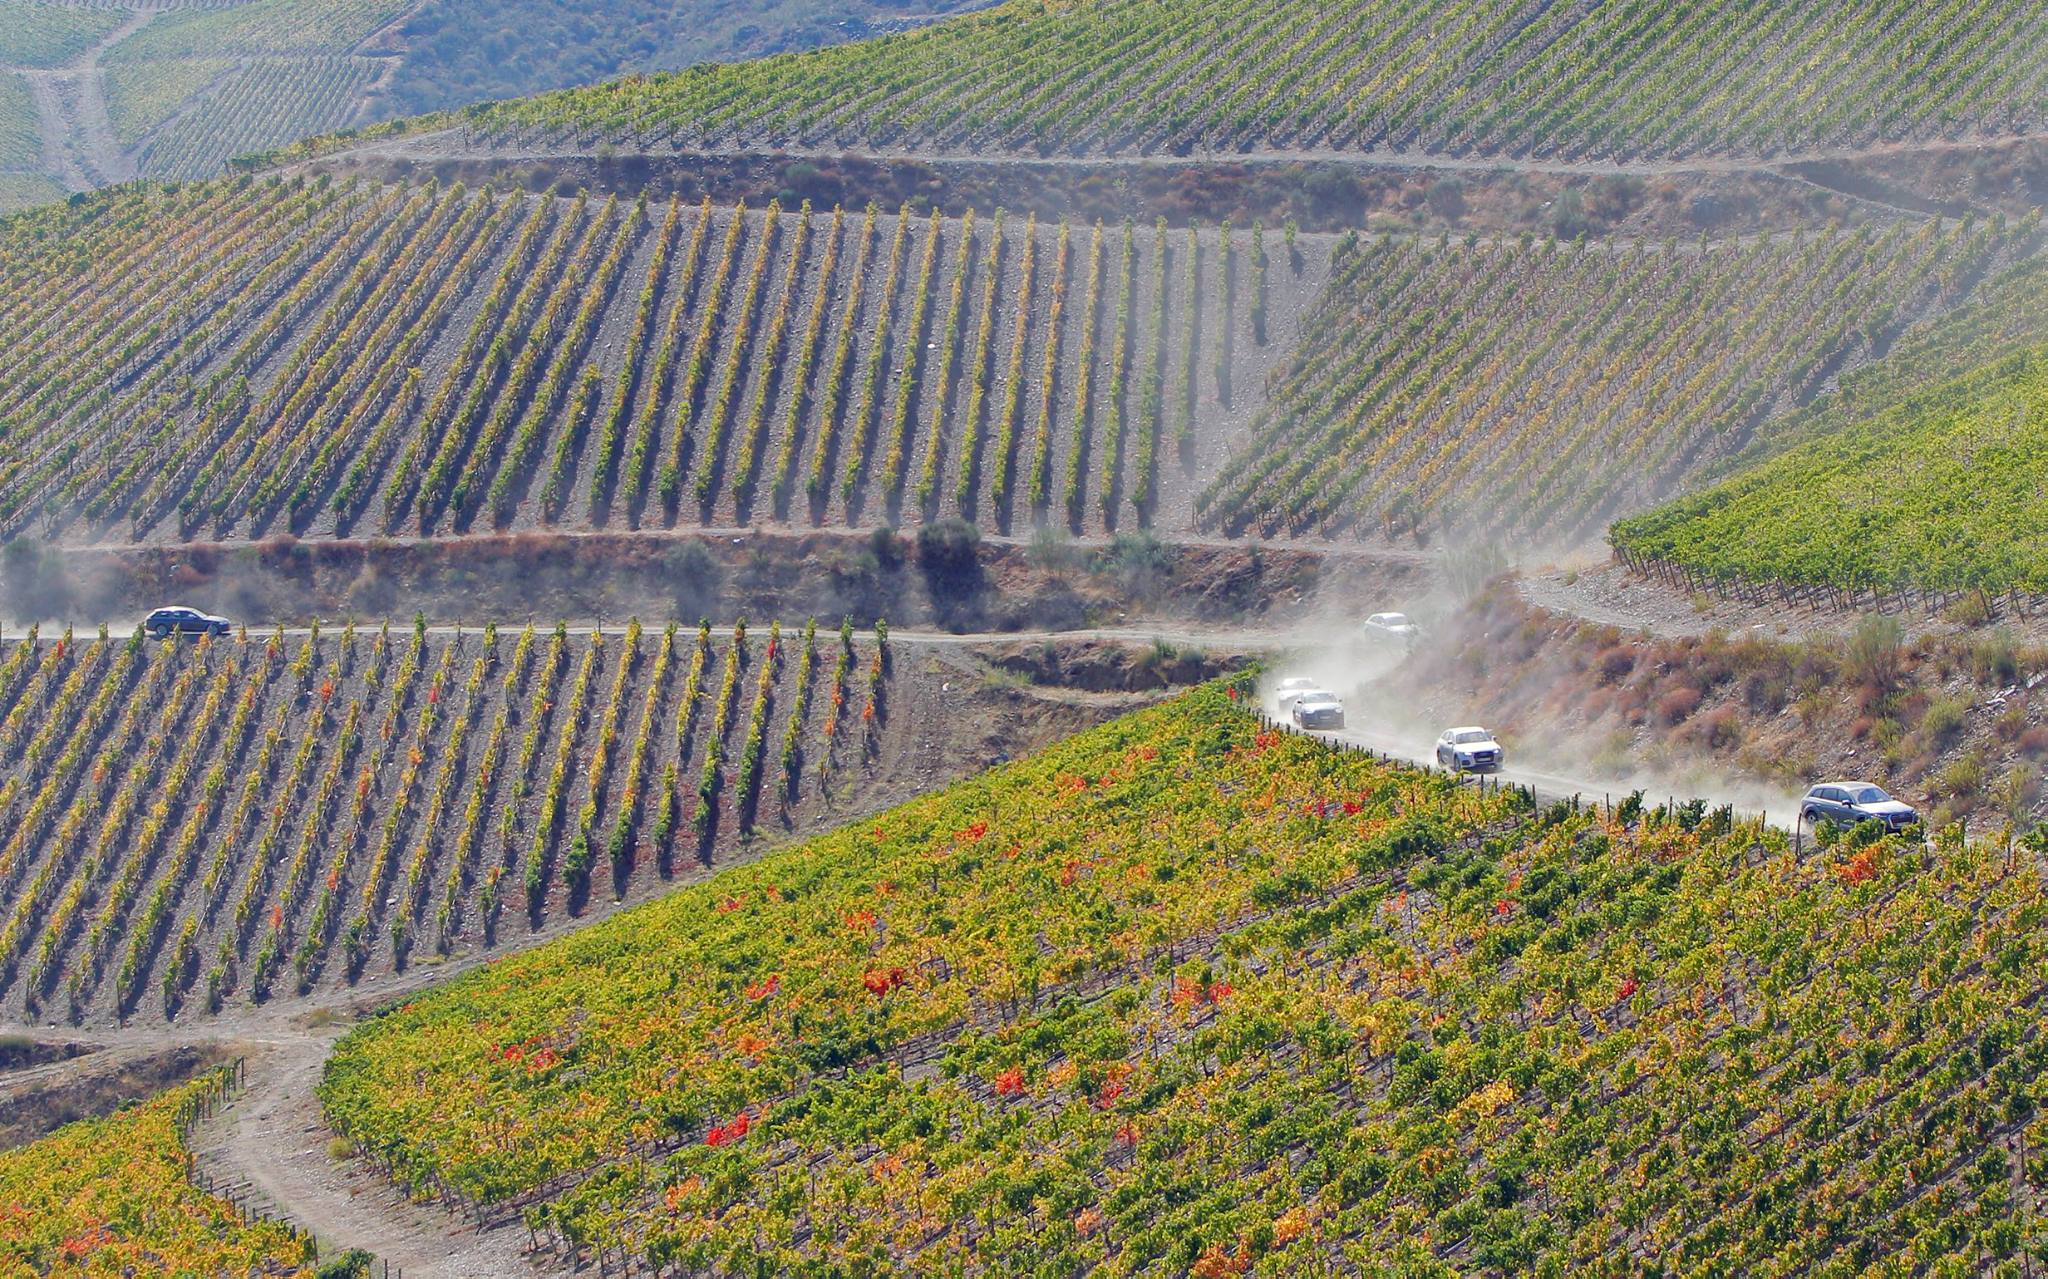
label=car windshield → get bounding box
[1453,730,1491,744]
[1846,785,1890,804]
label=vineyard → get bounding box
[0,4,126,70]
[320,684,2048,1273]
[1727,252,2048,469]
[1196,215,2037,542]
[96,0,402,183]
[97,0,410,65]
[1611,348,2048,595]
[0,179,1304,544]
[129,56,384,180]
[458,0,2048,161]
[0,73,39,173]
[0,1065,313,1274]
[1610,245,2048,594]
[0,616,936,1026]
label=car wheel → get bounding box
[1800,807,1816,826]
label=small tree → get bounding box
[1844,613,1906,693]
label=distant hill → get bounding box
[0,0,989,208]
[461,0,2048,160]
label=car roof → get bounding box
[1812,780,1880,791]
[1277,676,1317,687]
[1446,726,1491,736]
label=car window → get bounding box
[1847,785,1888,804]
[1822,787,1846,803]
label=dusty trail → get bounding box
[323,126,2048,182]
[18,8,152,190]
[187,1032,533,1274]
[0,1011,538,1274]
[17,72,82,189]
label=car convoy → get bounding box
[1278,610,1927,831]
[142,602,1923,834]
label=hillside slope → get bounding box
[1198,216,2033,544]
[0,174,2031,555]
[321,683,2048,1273]
[0,1066,314,1273]
[1604,237,2048,597]
[0,0,992,206]
[0,618,1163,1027]
[459,0,2048,160]
[0,179,1311,545]
[1612,321,2048,595]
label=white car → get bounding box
[1363,612,1420,643]
[1436,726,1503,773]
[1291,691,1346,730]
[1272,677,1322,714]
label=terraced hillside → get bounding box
[0,617,1144,1027]
[460,0,2048,160]
[320,685,2048,1273]
[1612,349,2048,596]
[9,174,2043,555]
[1610,245,2048,596]
[0,178,1309,544]
[0,0,999,208]
[1198,215,2038,543]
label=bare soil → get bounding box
[1518,559,2048,646]
[304,142,1917,239]
[14,525,1431,636]
[0,1040,227,1148]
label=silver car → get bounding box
[1436,726,1503,772]
[1363,612,1420,643]
[1272,677,1323,715]
[1801,782,1919,832]
[1291,692,1346,730]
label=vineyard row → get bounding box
[0,180,1303,545]
[0,617,891,1025]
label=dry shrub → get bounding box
[1686,705,1744,752]
[1656,684,1703,725]
[2019,725,2048,758]
[1596,645,1636,683]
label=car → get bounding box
[145,606,231,639]
[1801,782,1919,832]
[1271,676,1322,714]
[1291,691,1346,729]
[1363,612,1421,643]
[1436,726,1504,772]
